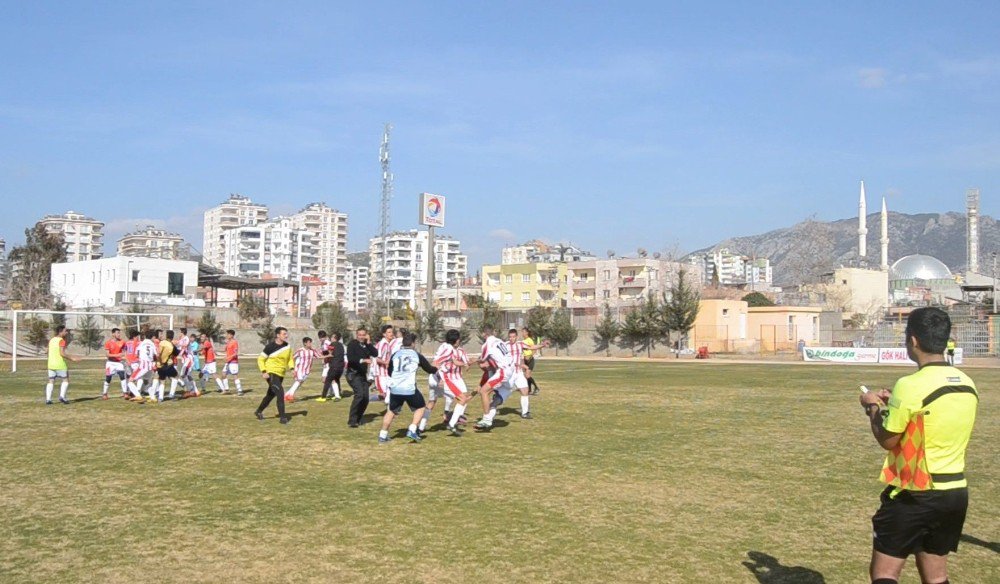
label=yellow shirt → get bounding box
[882,362,978,491]
[258,342,294,376]
[523,336,540,359]
[47,336,67,370]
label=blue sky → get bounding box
[2,2,999,271]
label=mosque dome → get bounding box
[890,255,953,280]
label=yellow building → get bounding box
[481,263,566,309]
[690,299,750,353]
[747,306,823,351]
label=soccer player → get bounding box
[317,330,331,382]
[150,329,178,402]
[473,323,516,430]
[285,336,320,401]
[123,329,141,398]
[507,328,535,419]
[127,330,158,402]
[189,332,201,372]
[102,328,128,400]
[319,332,346,402]
[255,326,295,424]
[373,324,394,403]
[422,328,470,435]
[859,307,979,584]
[521,327,543,395]
[45,325,80,404]
[218,329,242,395]
[198,333,217,392]
[378,333,438,443]
[946,337,956,366]
[177,332,198,398]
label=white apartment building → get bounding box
[202,194,268,268]
[566,257,701,311]
[37,211,105,262]
[117,225,185,260]
[369,230,468,309]
[691,248,773,287]
[51,256,201,308]
[501,240,596,264]
[290,203,348,303]
[221,216,317,281]
[344,263,370,313]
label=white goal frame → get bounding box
[10,310,174,372]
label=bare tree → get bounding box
[7,226,66,308]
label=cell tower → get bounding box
[967,188,980,274]
[379,123,393,319]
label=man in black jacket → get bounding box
[320,332,346,401]
[346,326,379,427]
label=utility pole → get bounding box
[379,124,393,322]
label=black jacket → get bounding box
[329,341,346,371]
[345,339,378,376]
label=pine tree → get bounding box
[525,306,553,338]
[76,313,104,354]
[254,314,276,347]
[414,309,444,345]
[640,292,664,358]
[546,309,578,355]
[196,310,223,342]
[662,268,701,350]
[25,318,51,349]
[237,293,269,323]
[620,308,645,357]
[312,301,351,339]
[594,303,620,357]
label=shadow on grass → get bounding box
[742,551,825,583]
[960,534,1000,554]
[70,396,103,403]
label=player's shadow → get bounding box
[498,407,521,416]
[71,396,102,403]
[742,551,825,583]
[285,410,308,418]
[960,534,1000,554]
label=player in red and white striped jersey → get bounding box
[474,323,516,430]
[373,324,394,402]
[420,328,472,435]
[285,337,322,401]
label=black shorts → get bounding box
[388,391,426,414]
[525,356,536,371]
[872,486,968,558]
[156,365,178,380]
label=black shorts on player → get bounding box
[872,485,968,558]
[388,392,426,415]
[156,364,178,381]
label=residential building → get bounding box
[832,267,890,315]
[221,216,317,281]
[501,240,596,264]
[290,202,348,303]
[690,248,773,288]
[202,194,268,269]
[743,257,774,290]
[566,257,700,311]
[36,211,105,262]
[369,230,468,309]
[0,236,7,304]
[345,263,370,313]
[117,225,185,260]
[481,263,567,309]
[51,257,201,308]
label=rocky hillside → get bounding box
[689,212,1000,285]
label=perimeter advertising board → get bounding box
[802,347,964,365]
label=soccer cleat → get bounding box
[255,411,265,421]
[521,412,532,419]
[474,420,492,430]
[279,417,291,425]
[458,415,468,425]
[101,394,109,400]
[46,400,53,405]
[284,395,294,402]
[530,388,539,396]
[447,425,463,436]
[316,397,327,403]
[406,430,422,442]
[59,397,70,404]
[378,436,390,444]
[333,396,341,401]
[236,391,244,397]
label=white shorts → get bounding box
[486,367,515,391]
[224,362,239,375]
[202,362,217,376]
[511,370,529,390]
[105,361,126,377]
[130,364,155,382]
[375,375,390,396]
[47,369,68,379]
[294,372,310,383]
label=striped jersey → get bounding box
[294,347,318,377]
[508,340,528,367]
[481,335,514,372]
[137,339,157,367]
[177,335,190,358]
[374,338,391,377]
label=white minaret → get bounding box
[858,180,868,259]
[880,196,889,271]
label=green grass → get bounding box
[0,359,996,583]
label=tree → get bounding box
[52,300,67,328]
[457,318,474,345]
[7,225,66,309]
[464,293,486,309]
[661,268,701,351]
[237,293,269,323]
[253,314,276,347]
[742,291,774,307]
[413,309,444,345]
[24,317,51,349]
[361,310,384,337]
[196,310,223,342]
[546,309,578,355]
[641,292,666,357]
[76,313,104,354]
[593,303,620,357]
[313,301,351,339]
[525,306,553,338]
[619,308,645,357]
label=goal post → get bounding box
[9,310,174,372]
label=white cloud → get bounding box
[488,228,517,241]
[858,67,888,89]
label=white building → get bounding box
[0,236,7,303]
[344,263,370,313]
[501,240,596,264]
[37,211,105,262]
[202,194,268,269]
[51,257,201,308]
[691,248,773,288]
[290,203,348,303]
[566,257,701,311]
[369,230,468,309]
[117,225,185,260]
[221,216,317,281]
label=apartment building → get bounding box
[202,194,268,268]
[369,230,468,308]
[481,263,566,309]
[117,225,185,259]
[36,211,105,262]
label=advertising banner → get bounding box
[802,347,880,363]
[878,347,963,365]
[419,192,445,228]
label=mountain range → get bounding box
[689,211,1000,286]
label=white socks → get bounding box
[102,381,109,396]
[216,378,226,391]
[418,410,431,431]
[444,395,454,411]
[449,404,467,428]
[120,379,128,394]
[521,395,530,415]
[379,429,389,439]
[331,381,341,399]
[45,382,53,401]
[60,381,69,399]
[234,379,242,393]
[287,381,301,397]
[169,379,179,397]
[408,424,418,434]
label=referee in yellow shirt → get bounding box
[860,307,978,584]
[521,327,542,395]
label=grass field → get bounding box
[1,358,997,583]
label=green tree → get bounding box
[481,300,503,339]
[414,309,444,345]
[619,308,645,357]
[525,306,553,338]
[52,300,67,328]
[76,313,104,354]
[254,314,276,347]
[593,303,620,357]
[312,301,351,339]
[237,293,269,322]
[457,318,474,345]
[361,310,385,337]
[24,317,51,349]
[463,293,486,309]
[546,309,578,355]
[661,269,701,351]
[742,291,774,307]
[641,292,666,357]
[7,225,66,309]
[196,310,223,342]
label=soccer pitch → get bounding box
[1,359,996,583]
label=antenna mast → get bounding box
[967,188,980,274]
[379,123,393,320]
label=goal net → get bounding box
[6,310,175,372]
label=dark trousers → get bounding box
[346,370,369,425]
[256,374,286,418]
[322,367,344,398]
